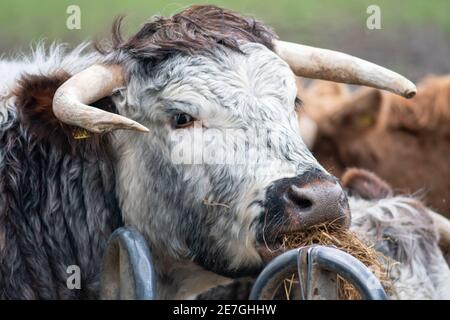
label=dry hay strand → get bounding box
[281,223,393,300]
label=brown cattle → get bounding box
[297,76,450,217]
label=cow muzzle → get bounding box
[258,169,350,259]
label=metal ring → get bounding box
[249,245,388,300]
[100,227,156,300]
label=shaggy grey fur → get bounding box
[0,44,121,299]
[0,108,122,299]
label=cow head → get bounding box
[50,5,416,297]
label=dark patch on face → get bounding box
[189,233,263,278]
[179,202,263,278]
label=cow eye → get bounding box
[173,113,195,128]
[294,97,303,111]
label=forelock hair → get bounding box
[96,5,277,66]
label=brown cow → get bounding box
[297,76,450,217]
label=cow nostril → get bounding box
[284,182,350,229]
[293,196,312,210]
[288,186,313,211]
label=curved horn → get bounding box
[52,64,149,134]
[274,40,417,99]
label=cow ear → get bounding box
[341,168,393,200]
[14,71,116,153]
[14,71,72,142]
[323,89,384,137]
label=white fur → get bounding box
[350,196,450,299]
[112,43,324,298]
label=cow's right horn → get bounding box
[52,64,149,134]
[274,40,417,99]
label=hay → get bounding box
[281,224,393,300]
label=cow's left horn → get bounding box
[52,64,149,134]
[274,40,416,99]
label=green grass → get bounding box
[0,0,449,50]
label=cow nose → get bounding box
[264,171,350,237]
[285,181,349,229]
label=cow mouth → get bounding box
[256,221,351,264]
[255,231,291,264]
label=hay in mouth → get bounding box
[281,224,394,300]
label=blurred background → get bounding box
[0,0,449,81]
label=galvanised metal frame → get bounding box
[100,227,388,300]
